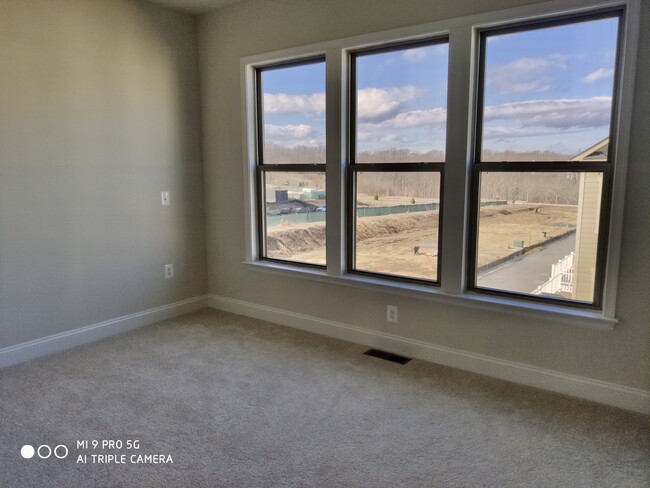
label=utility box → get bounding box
[275,189,289,202]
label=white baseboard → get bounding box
[208,294,649,415]
[0,295,208,369]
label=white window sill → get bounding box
[243,260,617,331]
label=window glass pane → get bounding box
[475,171,603,303]
[260,61,325,164]
[263,171,326,265]
[355,42,448,163]
[480,17,619,161]
[354,171,441,281]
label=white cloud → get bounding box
[264,124,324,147]
[265,124,315,138]
[484,96,612,130]
[402,44,448,62]
[263,92,325,115]
[402,48,428,62]
[583,67,614,84]
[355,95,610,153]
[364,132,406,144]
[487,54,567,94]
[356,107,447,154]
[483,97,612,139]
[375,107,447,129]
[357,86,419,121]
[264,85,419,122]
[482,126,547,139]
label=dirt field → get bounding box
[355,212,438,280]
[476,204,577,266]
[266,204,577,279]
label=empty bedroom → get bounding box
[1,0,648,486]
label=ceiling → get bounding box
[145,0,245,14]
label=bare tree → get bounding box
[263,145,580,204]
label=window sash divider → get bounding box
[259,164,327,172]
[350,163,445,172]
[476,162,610,172]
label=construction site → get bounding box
[266,203,578,287]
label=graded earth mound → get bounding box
[265,204,577,278]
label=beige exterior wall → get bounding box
[574,173,603,302]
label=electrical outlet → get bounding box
[164,264,174,279]
[161,191,170,206]
[387,305,398,323]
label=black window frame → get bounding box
[254,57,327,269]
[347,37,449,286]
[467,8,625,310]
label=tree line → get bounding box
[264,144,583,204]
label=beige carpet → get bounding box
[1,309,648,487]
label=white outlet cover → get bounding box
[161,191,170,206]
[164,264,174,278]
[387,305,398,323]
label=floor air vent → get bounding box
[363,349,412,365]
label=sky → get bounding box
[261,15,619,159]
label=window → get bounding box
[469,11,622,309]
[349,40,448,283]
[243,0,639,324]
[255,59,326,266]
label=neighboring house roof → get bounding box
[572,138,609,162]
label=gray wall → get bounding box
[198,0,650,390]
[0,0,206,348]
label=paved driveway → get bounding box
[476,234,576,294]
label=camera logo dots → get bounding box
[21,444,68,460]
[54,445,69,459]
[20,445,35,459]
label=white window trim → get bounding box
[240,0,641,330]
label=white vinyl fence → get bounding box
[533,252,575,296]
